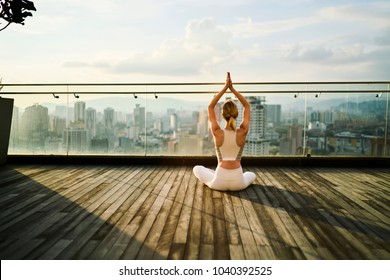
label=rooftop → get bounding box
[1,81,389,259]
[1,162,389,260]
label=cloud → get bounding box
[375,29,390,46]
[227,16,320,38]
[284,45,333,62]
[226,2,390,39]
[59,2,390,81]
[283,43,367,64]
[279,41,390,80]
[62,61,91,68]
[318,2,390,29]
[63,17,234,77]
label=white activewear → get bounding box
[193,165,256,191]
[216,129,244,161]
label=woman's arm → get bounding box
[229,81,250,133]
[208,73,230,135]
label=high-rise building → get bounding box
[197,110,209,137]
[170,113,178,132]
[54,105,67,119]
[74,101,86,123]
[279,125,303,155]
[20,104,49,150]
[63,128,88,153]
[91,138,109,153]
[52,116,66,137]
[236,96,269,155]
[103,107,115,148]
[133,104,145,131]
[323,110,334,125]
[167,108,175,120]
[266,104,282,127]
[86,107,97,138]
[104,107,115,129]
[310,110,321,122]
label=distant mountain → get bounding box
[282,94,378,111]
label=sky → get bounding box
[1,0,390,84]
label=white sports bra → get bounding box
[215,129,244,161]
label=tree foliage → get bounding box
[0,0,36,31]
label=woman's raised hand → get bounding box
[226,72,232,88]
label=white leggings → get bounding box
[193,165,256,191]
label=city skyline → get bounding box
[8,92,389,156]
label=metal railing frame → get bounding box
[1,81,389,158]
[1,81,389,95]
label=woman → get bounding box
[193,72,256,191]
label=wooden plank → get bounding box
[200,185,214,259]
[239,188,270,246]
[0,239,45,259]
[309,168,390,232]
[318,210,380,259]
[121,166,180,259]
[183,180,204,259]
[53,167,153,259]
[230,193,260,259]
[151,166,188,259]
[229,244,245,260]
[140,167,188,259]
[221,192,241,246]
[212,192,230,259]
[103,195,150,259]
[85,175,154,258]
[252,168,303,259]
[38,239,73,260]
[168,167,197,259]
[0,166,115,235]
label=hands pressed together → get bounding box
[225,72,233,90]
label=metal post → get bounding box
[384,84,389,156]
[303,84,308,156]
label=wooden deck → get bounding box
[0,164,389,260]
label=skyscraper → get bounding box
[236,96,269,155]
[104,107,115,129]
[86,107,97,138]
[74,101,86,123]
[54,105,67,119]
[103,107,115,148]
[133,104,145,133]
[266,104,282,127]
[170,113,178,132]
[197,110,209,137]
[63,128,88,153]
[20,104,49,150]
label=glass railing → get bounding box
[1,81,389,157]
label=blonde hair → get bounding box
[222,100,238,131]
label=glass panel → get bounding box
[265,93,305,156]
[3,82,388,157]
[144,93,210,156]
[65,94,147,155]
[305,91,388,157]
[8,93,68,155]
